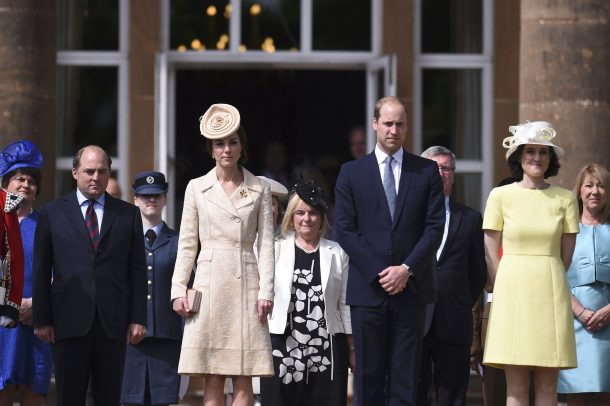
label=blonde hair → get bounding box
[573,163,610,224]
[281,193,330,237]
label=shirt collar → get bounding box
[375,145,404,166]
[144,222,163,236]
[76,189,106,207]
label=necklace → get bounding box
[295,238,319,254]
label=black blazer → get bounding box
[430,199,486,345]
[143,222,183,341]
[335,150,445,306]
[33,191,147,341]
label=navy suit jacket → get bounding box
[430,199,486,345]
[335,150,445,307]
[33,191,147,341]
[143,222,183,341]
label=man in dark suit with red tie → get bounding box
[335,97,445,405]
[416,146,487,406]
[33,145,147,405]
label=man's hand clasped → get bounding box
[379,265,411,295]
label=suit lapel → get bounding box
[439,200,461,262]
[394,150,413,227]
[99,194,117,242]
[150,223,171,251]
[319,239,332,295]
[365,153,393,222]
[66,191,91,244]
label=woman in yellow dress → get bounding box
[482,121,579,406]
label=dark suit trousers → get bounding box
[417,327,470,406]
[53,312,126,406]
[351,298,426,406]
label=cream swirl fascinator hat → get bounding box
[199,103,241,139]
[502,121,565,160]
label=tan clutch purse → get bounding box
[186,289,202,313]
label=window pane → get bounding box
[454,172,481,212]
[422,69,481,160]
[313,0,370,51]
[241,0,300,51]
[421,0,482,53]
[56,170,76,197]
[170,0,231,51]
[58,0,119,50]
[57,66,118,156]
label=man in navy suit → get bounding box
[33,145,147,405]
[416,146,487,406]
[335,97,445,405]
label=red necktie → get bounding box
[85,199,100,250]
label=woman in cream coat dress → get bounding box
[260,180,354,406]
[172,104,274,406]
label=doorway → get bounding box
[173,69,366,225]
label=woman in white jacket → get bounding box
[260,179,354,406]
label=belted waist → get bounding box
[201,239,255,251]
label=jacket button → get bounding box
[148,252,153,256]
[147,280,152,285]
[147,265,153,271]
[147,294,151,300]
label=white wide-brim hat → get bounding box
[199,103,241,139]
[503,121,565,160]
[257,176,289,198]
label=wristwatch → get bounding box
[401,264,414,278]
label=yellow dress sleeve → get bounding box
[482,187,503,231]
[563,192,580,233]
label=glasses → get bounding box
[438,166,455,173]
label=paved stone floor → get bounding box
[18,373,568,405]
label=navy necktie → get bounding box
[145,229,157,248]
[85,199,100,250]
[384,155,397,220]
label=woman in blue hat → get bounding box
[0,140,52,406]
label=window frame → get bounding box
[56,0,130,196]
[413,0,494,210]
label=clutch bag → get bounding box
[186,289,202,313]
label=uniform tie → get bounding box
[383,155,397,219]
[85,199,100,250]
[145,229,157,248]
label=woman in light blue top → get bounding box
[558,163,610,405]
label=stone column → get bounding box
[519,0,610,187]
[0,1,56,203]
[129,0,160,189]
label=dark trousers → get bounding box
[351,299,426,406]
[53,313,126,406]
[416,328,470,406]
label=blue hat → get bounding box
[0,140,44,178]
[132,171,168,195]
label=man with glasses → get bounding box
[416,146,487,406]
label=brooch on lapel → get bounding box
[240,190,248,198]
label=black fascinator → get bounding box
[292,178,328,213]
